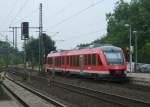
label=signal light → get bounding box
[21,22,29,39]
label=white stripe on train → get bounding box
[46,68,110,74]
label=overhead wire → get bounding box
[49,0,105,29]
[0,33,14,46]
[0,0,18,30]
[67,28,106,39]
[53,1,72,16]
[13,7,38,25]
[9,0,30,26]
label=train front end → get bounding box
[100,46,127,77]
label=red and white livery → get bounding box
[45,45,127,78]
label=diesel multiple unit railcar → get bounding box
[45,45,127,79]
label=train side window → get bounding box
[74,56,77,66]
[67,56,69,65]
[62,56,64,65]
[84,55,87,65]
[54,57,56,66]
[72,56,73,66]
[58,57,60,66]
[88,54,91,65]
[73,56,75,66]
[98,55,102,65]
[77,56,79,66]
[70,56,72,66]
[92,54,96,66]
[57,57,59,66]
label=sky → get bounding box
[0,0,130,50]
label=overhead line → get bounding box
[0,0,18,30]
[13,7,38,25]
[49,0,105,29]
[0,33,14,45]
[10,0,30,26]
[53,1,72,16]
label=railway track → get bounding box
[48,79,150,107]
[3,75,66,107]
[5,68,150,107]
[1,83,29,107]
[9,71,150,107]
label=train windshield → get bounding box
[104,51,124,65]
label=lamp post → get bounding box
[125,24,132,73]
[133,31,138,72]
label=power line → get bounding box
[10,0,30,26]
[0,0,18,30]
[0,33,14,46]
[49,0,105,29]
[13,7,38,25]
[67,28,105,39]
[53,1,72,16]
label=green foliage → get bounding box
[93,0,150,63]
[78,0,150,63]
[25,33,56,67]
[0,41,23,66]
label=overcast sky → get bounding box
[0,0,129,50]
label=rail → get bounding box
[1,83,29,107]
[5,76,66,107]
[49,79,150,107]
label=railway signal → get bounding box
[21,22,29,40]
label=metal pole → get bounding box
[15,27,17,49]
[129,25,132,73]
[13,27,15,47]
[135,32,138,72]
[5,35,8,68]
[39,3,43,72]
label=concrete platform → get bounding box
[3,79,55,107]
[127,73,150,87]
[0,101,19,107]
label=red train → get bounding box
[45,45,127,79]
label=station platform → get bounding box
[127,73,150,87]
[0,101,19,107]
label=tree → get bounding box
[25,33,56,69]
[0,41,23,67]
[78,0,150,63]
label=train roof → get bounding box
[47,45,121,57]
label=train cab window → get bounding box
[92,54,96,66]
[84,55,87,65]
[98,55,102,65]
[88,54,91,65]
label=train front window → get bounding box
[104,51,123,65]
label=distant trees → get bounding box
[0,41,23,67]
[105,0,150,63]
[79,0,150,63]
[25,33,56,68]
